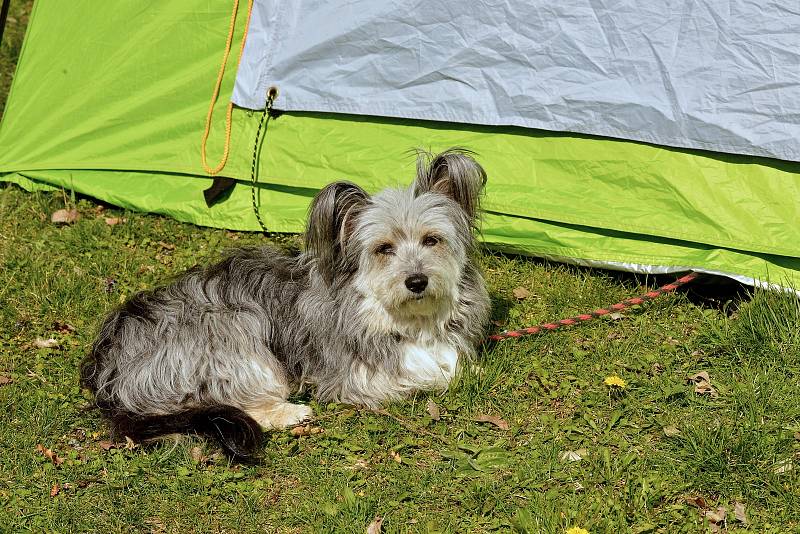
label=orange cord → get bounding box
[200,0,257,176]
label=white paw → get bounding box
[275,403,314,428]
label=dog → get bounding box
[80,149,491,460]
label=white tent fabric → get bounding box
[233,0,800,162]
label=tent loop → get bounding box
[250,87,279,233]
[200,0,257,176]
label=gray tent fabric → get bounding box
[233,1,800,162]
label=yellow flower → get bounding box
[566,528,590,534]
[604,375,626,388]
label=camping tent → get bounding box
[2,1,799,290]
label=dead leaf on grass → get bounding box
[426,399,440,421]
[512,286,531,300]
[158,241,176,251]
[51,208,80,224]
[733,501,748,525]
[0,374,13,386]
[35,444,64,466]
[685,495,707,509]
[290,424,323,437]
[190,446,206,463]
[475,414,509,430]
[124,436,139,450]
[389,450,402,463]
[104,217,127,226]
[686,371,718,398]
[662,425,681,437]
[50,483,60,497]
[608,312,624,320]
[366,515,383,534]
[794,431,800,441]
[52,321,77,334]
[98,440,117,451]
[34,337,59,349]
[704,506,727,525]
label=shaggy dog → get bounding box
[80,149,490,460]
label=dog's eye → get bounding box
[422,235,440,247]
[375,243,395,255]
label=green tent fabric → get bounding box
[2,2,799,290]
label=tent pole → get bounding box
[0,0,11,46]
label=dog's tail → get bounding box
[107,406,264,461]
[80,348,264,462]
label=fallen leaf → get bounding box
[0,374,13,386]
[50,483,60,497]
[662,425,681,437]
[104,216,127,226]
[34,337,59,349]
[733,502,748,525]
[426,399,440,421]
[512,286,531,300]
[685,496,707,509]
[491,319,506,327]
[158,241,176,251]
[124,436,139,450]
[51,208,79,224]
[794,431,800,441]
[366,515,383,534]
[475,414,509,430]
[52,321,77,334]
[389,450,402,463]
[98,440,117,451]
[290,424,323,437]
[35,444,64,466]
[608,312,624,320]
[704,506,727,524]
[687,371,718,398]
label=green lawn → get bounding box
[1,2,799,532]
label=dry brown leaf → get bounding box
[491,319,506,327]
[158,241,176,250]
[733,501,748,524]
[0,374,13,386]
[104,216,127,226]
[35,444,64,466]
[366,515,383,534]
[50,483,60,497]
[608,312,624,320]
[475,414,509,430]
[98,440,117,451]
[794,431,800,441]
[426,399,440,421]
[389,450,402,463]
[34,337,59,349]
[52,321,77,334]
[290,424,324,437]
[685,496,707,509]
[512,286,531,300]
[687,371,718,398]
[704,506,727,524]
[51,208,80,224]
[124,436,139,450]
[662,425,681,437]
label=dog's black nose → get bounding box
[405,273,428,294]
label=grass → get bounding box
[1,2,799,531]
[0,188,798,533]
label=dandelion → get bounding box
[566,527,590,534]
[604,375,626,389]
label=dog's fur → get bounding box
[80,149,491,460]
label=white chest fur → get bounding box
[398,341,459,390]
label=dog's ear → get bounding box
[306,181,370,285]
[414,148,487,219]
